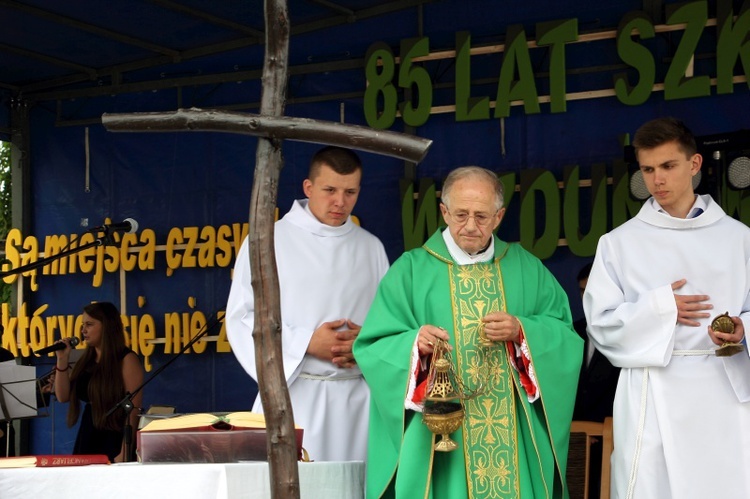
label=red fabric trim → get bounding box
[411,354,431,405]
[506,330,537,398]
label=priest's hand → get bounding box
[482,312,521,344]
[707,315,746,346]
[417,325,451,356]
[672,279,712,326]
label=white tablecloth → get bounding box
[0,460,364,499]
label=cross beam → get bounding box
[102,108,432,163]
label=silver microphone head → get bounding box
[124,218,139,233]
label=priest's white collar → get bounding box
[285,199,355,237]
[442,228,495,265]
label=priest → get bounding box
[354,166,582,498]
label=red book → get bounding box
[0,454,110,468]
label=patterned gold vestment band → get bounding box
[449,261,520,498]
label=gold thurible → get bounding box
[422,340,466,452]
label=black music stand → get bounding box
[0,362,46,457]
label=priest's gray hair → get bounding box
[441,166,504,211]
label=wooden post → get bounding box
[250,1,299,497]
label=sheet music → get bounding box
[0,364,38,420]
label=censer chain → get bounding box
[431,338,491,400]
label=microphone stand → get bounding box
[0,228,118,279]
[105,312,224,462]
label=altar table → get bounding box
[0,460,365,499]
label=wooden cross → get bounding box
[102,1,431,497]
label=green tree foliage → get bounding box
[0,141,11,304]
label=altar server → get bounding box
[226,146,389,462]
[584,117,750,498]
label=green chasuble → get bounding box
[353,229,583,499]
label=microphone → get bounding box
[34,337,80,356]
[90,218,139,234]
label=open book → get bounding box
[138,411,305,463]
[140,411,269,432]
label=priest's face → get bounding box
[303,163,362,226]
[440,177,505,255]
[637,140,702,218]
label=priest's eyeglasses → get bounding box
[445,209,497,227]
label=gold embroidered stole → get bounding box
[449,260,519,499]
